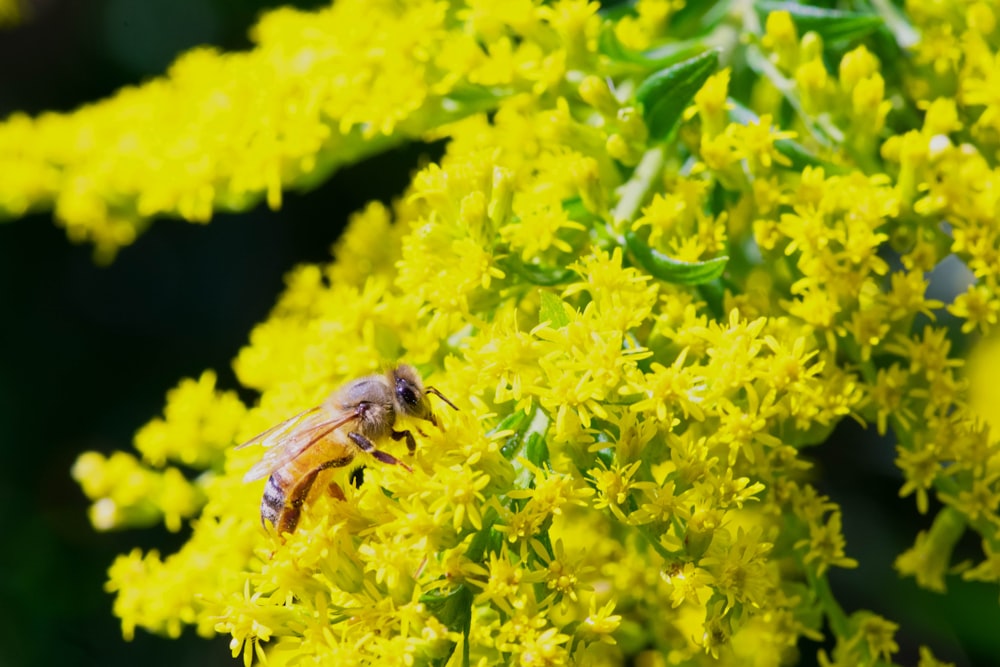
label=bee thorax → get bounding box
[356,401,395,438]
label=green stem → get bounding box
[611,146,667,228]
[869,0,919,48]
[931,478,1000,551]
[927,505,967,554]
[743,43,843,147]
[806,564,851,638]
[635,522,679,562]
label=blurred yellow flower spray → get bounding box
[2,0,998,665]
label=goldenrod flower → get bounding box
[10,0,992,664]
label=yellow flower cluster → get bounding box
[35,0,1000,665]
[0,0,585,261]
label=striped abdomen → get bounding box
[260,472,289,530]
[261,449,355,534]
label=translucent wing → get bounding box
[238,405,360,482]
[235,407,319,451]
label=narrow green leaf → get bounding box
[496,410,531,460]
[598,24,706,68]
[598,22,650,64]
[561,195,594,223]
[756,2,883,43]
[668,0,733,36]
[502,256,575,286]
[465,507,502,562]
[595,0,635,22]
[511,432,547,490]
[869,0,919,49]
[773,137,827,170]
[636,50,719,141]
[490,410,529,438]
[697,278,726,321]
[539,290,572,329]
[592,445,615,470]
[420,583,473,633]
[728,99,847,173]
[524,432,550,467]
[624,228,728,285]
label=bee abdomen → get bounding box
[261,474,286,527]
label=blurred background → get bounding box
[0,1,997,666]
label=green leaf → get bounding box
[490,410,529,438]
[636,50,719,141]
[597,1,732,64]
[596,0,635,22]
[496,410,531,460]
[539,290,572,328]
[773,137,827,170]
[598,22,650,64]
[511,432,549,490]
[592,445,615,470]
[756,2,883,43]
[502,256,576,286]
[465,507,502,562]
[697,278,726,321]
[728,99,847,173]
[421,584,473,632]
[669,0,733,36]
[869,0,919,49]
[421,582,474,665]
[598,24,706,68]
[561,195,595,223]
[624,228,728,285]
[524,432,550,467]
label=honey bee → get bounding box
[239,365,457,535]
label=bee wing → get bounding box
[234,407,318,451]
[238,406,360,482]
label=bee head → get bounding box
[392,364,459,424]
[392,365,433,421]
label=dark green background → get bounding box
[0,1,995,665]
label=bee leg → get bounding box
[348,431,413,472]
[315,454,356,473]
[390,429,417,454]
[277,455,354,535]
[326,481,346,502]
[277,468,320,535]
[278,507,301,536]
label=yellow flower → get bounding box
[588,460,643,522]
[795,512,858,576]
[582,597,621,642]
[46,0,1000,663]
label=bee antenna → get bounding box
[426,386,458,411]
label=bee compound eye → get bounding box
[396,379,420,407]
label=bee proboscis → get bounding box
[238,365,457,535]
